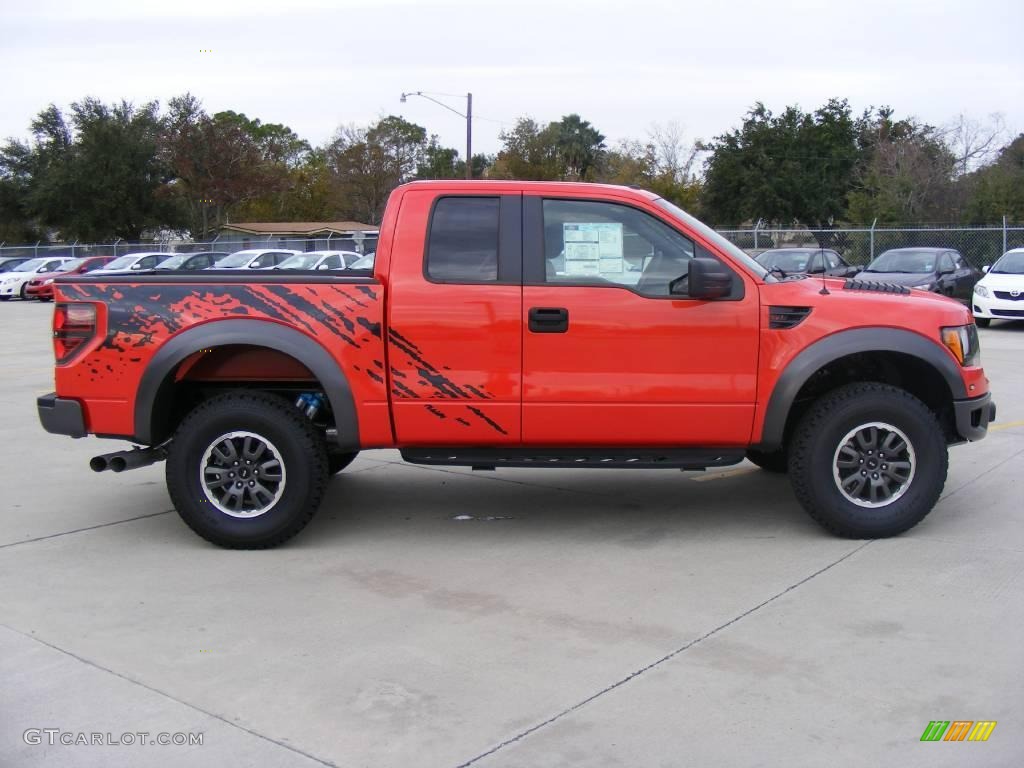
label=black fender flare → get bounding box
[757,327,966,449]
[134,319,359,450]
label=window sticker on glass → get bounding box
[562,223,624,277]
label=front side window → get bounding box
[427,197,499,282]
[542,199,696,297]
[825,251,842,269]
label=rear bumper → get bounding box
[37,392,87,438]
[953,392,995,442]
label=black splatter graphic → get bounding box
[467,406,508,435]
[425,404,446,420]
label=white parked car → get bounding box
[0,256,72,300]
[96,252,174,275]
[972,248,1024,327]
[349,252,375,270]
[208,249,300,270]
[274,251,362,271]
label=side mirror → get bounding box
[982,265,990,273]
[684,258,733,300]
[317,263,330,270]
[130,263,142,270]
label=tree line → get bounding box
[0,94,1020,243]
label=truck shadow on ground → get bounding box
[297,460,826,548]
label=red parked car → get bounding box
[26,256,113,300]
[37,180,994,548]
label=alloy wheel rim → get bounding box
[832,421,916,508]
[200,431,286,518]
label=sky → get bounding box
[3,0,1022,158]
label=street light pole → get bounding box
[400,91,473,179]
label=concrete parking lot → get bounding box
[1,299,1022,767]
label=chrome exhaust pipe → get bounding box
[90,446,167,473]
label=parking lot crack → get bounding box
[0,510,174,550]
[452,540,873,768]
[0,623,339,767]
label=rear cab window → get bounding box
[426,197,500,282]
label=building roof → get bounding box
[222,221,377,235]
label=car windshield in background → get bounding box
[758,251,814,272]
[654,199,770,279]
[102,256,137,270]
[0,260,29,272]
[277,255,319,269]
[213,253,253,267]
[866,251,937,273]
[156,255,186,269]
[11,257,47,272]
[55,258,88,272]
[991,252,1024,274]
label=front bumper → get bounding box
[953,392,995,442]
[973,294,1024,320]
[37,392,87,438]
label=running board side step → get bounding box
[400,448,745,471]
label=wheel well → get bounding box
[148,344,331,445]
[780,352,957,448]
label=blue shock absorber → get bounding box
[295,393,325,419]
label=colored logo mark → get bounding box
[920,721,997,742]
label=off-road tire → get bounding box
[789,382,947,538]
[328,451,358,475]
[975,317,991,328]
[745,448,789,473]
[166,390,329,548]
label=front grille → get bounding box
[992,309,1024,317]
[994,291,1024,301]
[768,306,812,329]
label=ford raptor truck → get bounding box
[37,181,995,548]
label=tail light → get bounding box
[53,303,97,363]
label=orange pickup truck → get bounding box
[38,181,994,547]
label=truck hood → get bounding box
[854,271,935,287]
[762,276,971,328]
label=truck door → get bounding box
[386,191,522,444]
[521,195,759,446]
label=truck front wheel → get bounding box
[166,391,329,548]
[789,383,947,538]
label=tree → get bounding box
[555,114,605,180]
[961,133,1024,223]
[847,109,957,224]
[10,99,180,241]
[326,115,429,224]
[161,95,296,238]
[701,99,861,227]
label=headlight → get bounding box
[974,285,990,298]
[43,279,54,285]
[912,283,934,290]
[3,277,18,285]
[941,324,981,367]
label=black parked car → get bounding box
[155,252,230,271]
[755,248,861,278]
[860,248,981,302]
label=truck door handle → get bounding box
[529,307,569,333]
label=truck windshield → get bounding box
[654,199,770,279]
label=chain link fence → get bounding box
[2,225,1022,269]
[717,222,1024,268]
[0,234,378,263]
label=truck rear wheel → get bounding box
[166,391,328,548]
[789,383,947,538]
